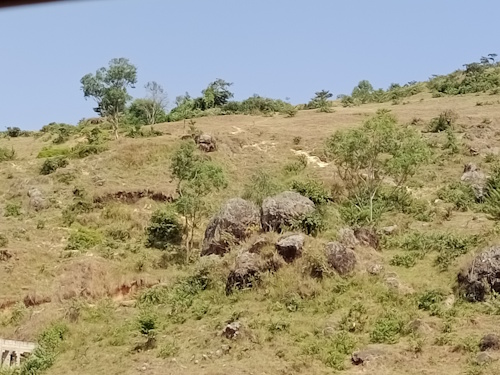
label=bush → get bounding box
[417,290,445,316]
[437,182,477,211]
[0,233,8,247]
[389,253,419,268]
[283,155,308,175]
[6,126,21,137]
[4,202,21,217]
[66,227,103,251]
[70,143,107,159]
[289,209,326,236]
[146,208,183,249]
[243,171,284,206]
[0,146,15,161]
[370,312,406,344]
[428,110,458,132]
[290,179,331,205]
[37,146,71,158]
[40,156,69,175]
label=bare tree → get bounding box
[144,81,168,125]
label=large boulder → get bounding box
[325,241,356,276]
[261,191,315,232]
[275,233,305,263]
[28,187,46,211]
[202,198,260,256]
[461,163,487,201]
[457,246,500,301]
[225,252,263,295]
[195,134,217,152]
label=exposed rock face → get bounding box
[457,246,500,302]
[275,233,305,263]
[325,241,356,276]
[479,334,500,351]
[352,346,387,365]
[354,227,379,250]
[222,322,241,339]
[202,198,260,256]
[338,228,359,249]
[28,188,46,211]
[196,134,217,152]
[225,252,263,294]
[461,163,487,201]
[261,191,314,232]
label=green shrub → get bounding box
[6,126,21,137]
[40,156,69,175]
[62,188,94,225]
[417,290,445,316]
[0,233,7,247]
[0,146,15,161]
[428,110,458,132]
[158,341,179,359]
[283,155,308,175]
[242,171,284,206]
[66,227,103,251]
[370,312,406,344]
[37,146,71,158]
[289,209,326,236]
[146,208,183,249]
[389,253,419,268]
[321,332,356,371]
[290,179,331,205]
[70,143,107,159]
[437,182,477,211]
[4,202,21,217]
[338,303,368,333]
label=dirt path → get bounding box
[291,149,329,168]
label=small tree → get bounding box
[80,58,137,139]
[201,79,234,109]
[170,141,227,256]
[308,90,333,112]
[326,110,431,222]
[351,80,374,104]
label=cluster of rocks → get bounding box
[200,192,383,294]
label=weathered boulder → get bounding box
[461,163,487,201]
[222,322,241,339]
[201,198,260,256]
[275,233,305,262]
[479,334,500,351]
[325,241,356,276]
[28,187,46,211]
[338,228,359,249]
[354,227,380,250]
[241,235,269,254]
[457,246,500,302]
[225,252,263,294]
[351,346,387,365]
[196,134,217,152]
[261,191,314,232]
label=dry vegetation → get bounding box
[1,91,500,375]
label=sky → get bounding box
[0,0,499,130]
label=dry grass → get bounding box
[1,92,500,374]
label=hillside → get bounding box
[1,91,500,375]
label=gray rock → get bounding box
[354,227,379,250]
[261,191,315,232]
[475,352,493,365]
[202,198,260,256]
[222,322,241,339]
[196,134,217,152]
[243,236,269,254]
[367,264,384,275]
[408,319,432,334]
[479,334,500,351]
[461,163,487,201]
[325,241,356,276]
[457,246,500,301]
[275,233,305,263]
[28,187,46,211]
[352,346,386,365]
[226,252,263,294]
[338,228,359,249]
[382,225,398,235]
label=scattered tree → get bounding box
[201,78,234,109]
[308,90,333,112]
[351,80,374,104]
[80,58,137,139]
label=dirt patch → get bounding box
[291,149,329,167]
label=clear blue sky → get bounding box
[1,0,498,129]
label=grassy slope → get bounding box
[1,92,500,374]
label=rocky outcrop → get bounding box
[325,241,356,276]
[275,233,305,262]
[196,134,217,152]
[354,227,380,250]
[461,163,487,201]
[338,228,359,249]
[261,191,314,232]
[225,252,263,294]
[457,246,500,301]
[28,188,46,211]
[202,198,260,256]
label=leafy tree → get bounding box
[80,58,137,138]
[201,79,234,109]
[308,90,333,112]
[351,80,374,104]
[170,141,227,255]
[326,110,431,222]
